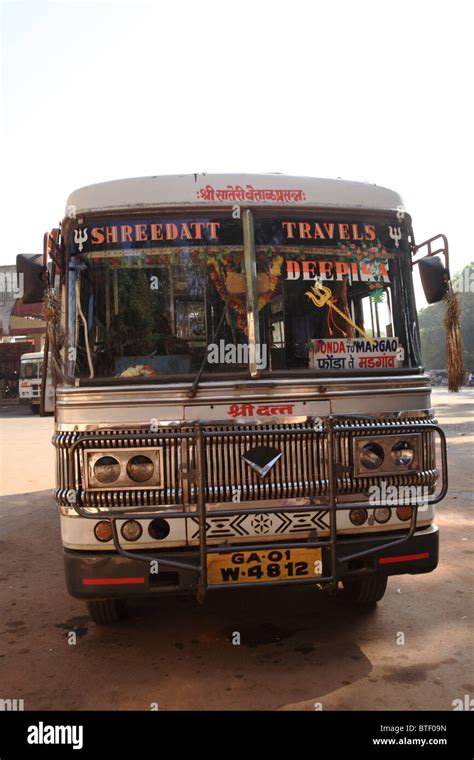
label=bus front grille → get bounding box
[54,416,438,510]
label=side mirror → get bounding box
[16,253,48,304]
[418,255,448,304]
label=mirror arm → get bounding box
[411,234,450,279]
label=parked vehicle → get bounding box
[21,174,450,624]
[428,369,449,386]
[19,352,54,413]
[0,340,34,400]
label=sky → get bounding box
[1,0,473,308]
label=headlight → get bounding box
[94,456,121,484]
[126,455,154,483]
[86,448,162,488]
[354,433,421,476]
[391,441,415,467]
[359,443,384,470]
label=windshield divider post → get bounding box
[242,209,261,378]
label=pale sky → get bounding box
[1,0,472,308]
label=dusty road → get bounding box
[0,390,472,711]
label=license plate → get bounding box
[207,547,323,586]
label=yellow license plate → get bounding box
[207,547,323,585]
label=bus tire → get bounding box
[30,404,39,414]
[342,574,388,608]
[86,599,126,624]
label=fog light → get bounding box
[396,506,413,521]
[148,518,171,540]
[349,508,368,526]
[94,520,113,542]
[121,520,143,541]
[359,443,384,469]
[391,441,415,467]
[94,456,121,484]
[127,455,154,483]
[374,507,391,524]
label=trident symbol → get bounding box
[74,228,88,252]
[388,226,402,248]
[305,281,376,345]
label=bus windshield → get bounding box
[20,359,42,379]
[67,212,420,382]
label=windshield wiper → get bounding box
[188,306,228,398]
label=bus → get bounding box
[19,352,43,412]
[19,351,54,413]
[0,340,34,400]
[25,174,450,624]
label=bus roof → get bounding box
[20,352,43,361]
[66,174,405,216]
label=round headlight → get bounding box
[94,520,113,542]
[374,507,391,524]
[121,520,143,541]
[349,508,368,526]
[126,455,154,483]
[391,441,415,467]
[94,456,121,484]
[359,443,384,469]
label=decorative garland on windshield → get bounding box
[338,240,388,303]
[206,248,284,335]
[207,254,247,335]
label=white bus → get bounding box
[19,351,54,413]
[23,174,450,624]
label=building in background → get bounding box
[0,263,46,399]
[0,263,46,350]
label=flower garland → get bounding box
[207,254,248,334]
[257,254,284,310]
[338,240,388,303]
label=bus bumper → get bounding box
[63,524,439,599]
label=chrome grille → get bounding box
[192,423,328,503]
[54,415,438,510]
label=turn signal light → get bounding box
[396,506,413,521]
[94,520,113,542]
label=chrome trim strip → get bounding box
[55,373,430,396]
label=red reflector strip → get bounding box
[82,577,145,586]
[378,552,429,565]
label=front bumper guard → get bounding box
[62,416,448,601]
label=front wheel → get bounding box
[29,404,39,414]
[342,574,388,608]
[86,599,126,624]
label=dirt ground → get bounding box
[0,389,472,710]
